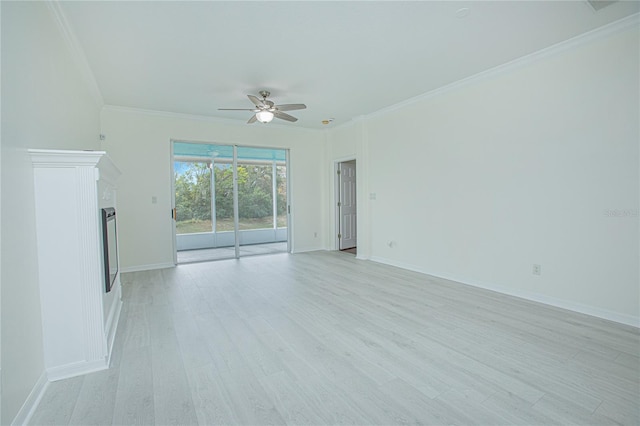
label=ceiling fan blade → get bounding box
[218,108,256,111]
[273,110,297,122]
[275,104,306,112]
[248,95,265,108]
[247,114,257,124]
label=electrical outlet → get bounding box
[533,264,541,275]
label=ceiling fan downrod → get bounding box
[259,90,271,100]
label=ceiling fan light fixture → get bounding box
[256,110,274,123]
[220,92,305,124]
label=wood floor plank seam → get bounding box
[29,251,639,425]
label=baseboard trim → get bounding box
[46,359,108,382]
[291,247,324,254]
[11,372,49,426]
[370,255,639,329]
[120,262,175,273]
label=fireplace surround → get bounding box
[29,149,122,381]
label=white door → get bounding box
[338,161,357,250]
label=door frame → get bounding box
[171,141,177,264]
[334,157,357,251]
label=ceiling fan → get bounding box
[219,91,306,124]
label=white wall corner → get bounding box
[45,0,104,109]
[10,372,49,426]
[355,120,371,259]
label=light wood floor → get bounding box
[30,251,639,425]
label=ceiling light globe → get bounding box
[256,111,274,123]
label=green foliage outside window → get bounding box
[175,162,211,222]
[175,161,287,234]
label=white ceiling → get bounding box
[59,1,639,129]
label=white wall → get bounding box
[327,124,357,160]
[100,108,326,271]
[328,24,639,325]
[0,2,102,423]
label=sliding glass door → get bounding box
[173,141,288,263]
[236,146,288,257]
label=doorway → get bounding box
[336,159,357,254]
[172,141,290,263]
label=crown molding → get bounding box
[102,105,246,125]
[367,12,639,121]
[101,105,323,133]
[46,0,104,108]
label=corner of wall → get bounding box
[9,372,48,426]
[45,1,104,109]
